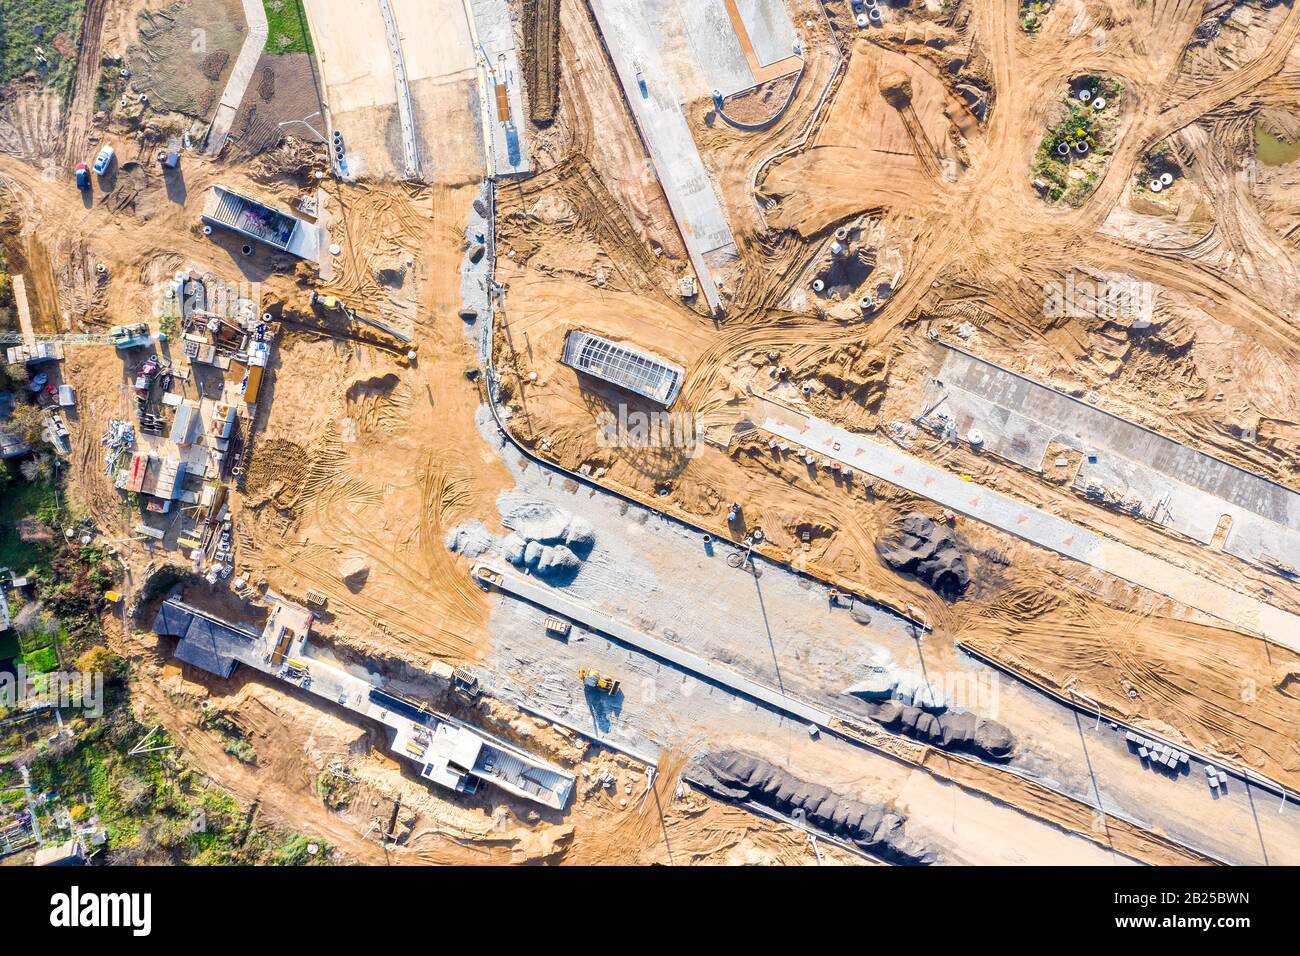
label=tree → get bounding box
[76,645,122,678]
[5,400,46,447]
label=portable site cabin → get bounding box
[170,400,200,447]
[117,452,185,510]
[210,403,237,440]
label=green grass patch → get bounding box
[22,645,58,673]
[94,56,129,113]
[18,624,55,653]
[0,471,57,575]
[0,0,86,90]
[1019,1,1055,33]
[262,0,314,55]
[29,695,333,864]
[1255,118,1300,167]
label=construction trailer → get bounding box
[116,452,185,511]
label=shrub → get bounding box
[23,646,59,673]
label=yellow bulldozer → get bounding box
[579,668,620,696]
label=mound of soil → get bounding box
[684,750,935,864]
[877,511,970,598]
[864,699,1015,760]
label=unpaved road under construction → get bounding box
[757,398,1300,652]
[462,422,1300,866]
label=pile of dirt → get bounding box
[522,0,560,124]
[684,750,935,865]
[862,698,1016,760]
[338,555,371,590]
[813,246,877,300]
[877,512,970,598]
[500,501,595,580]
[811,345,889,414]
[879,71,913,109]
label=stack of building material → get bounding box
[101,419,136,475]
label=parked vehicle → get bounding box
[92,144,115,176]
[74,162,90,190]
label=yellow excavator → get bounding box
[579,668,621,696]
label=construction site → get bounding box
[0,0,1299,877]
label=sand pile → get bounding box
[879,71,913,109]
[685,750,935,865]
[338,555,371,590]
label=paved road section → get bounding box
[473,561,832,726]
[926,343,1300,572]
[466,0,531,177]
[756,398,1300,653]
[206,0,268,156]
[589,0,738,313]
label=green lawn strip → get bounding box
[262,0,315,55]
[0,474,57,574]
[22,645,58,673]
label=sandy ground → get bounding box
[302,0,483,182]
[486,0,1300,836]
[7,0,1300,866]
